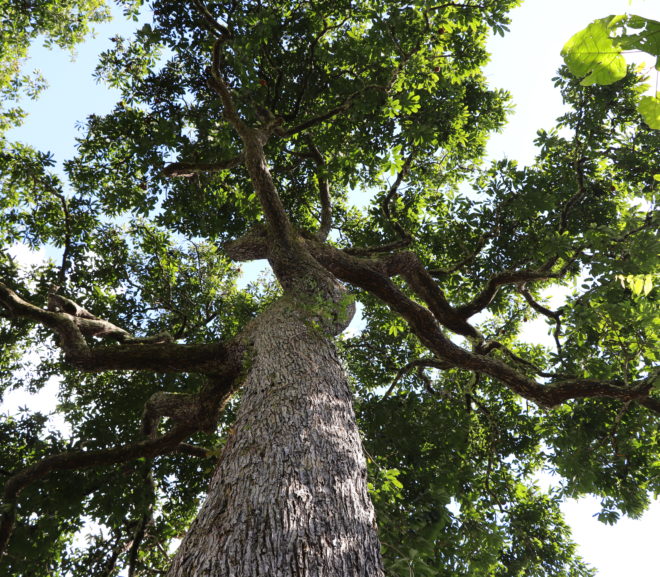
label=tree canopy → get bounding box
[0,1,658,576]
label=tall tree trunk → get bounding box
[167,299,385,576]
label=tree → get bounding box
[1,0,658,575]
[0,0,112,135]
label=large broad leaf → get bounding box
[617,15,660,69]
[639,93,660,129]
[561,17,627,86]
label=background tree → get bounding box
[1,1,658,576]
[0,0,114,135]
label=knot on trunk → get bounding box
[288,281,356,337]
[142,391,218,437]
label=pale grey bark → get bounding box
[167,300,384,577]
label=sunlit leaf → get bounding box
[561,18,627,85]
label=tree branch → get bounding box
[127,461,155,577]
[519,286,563,353]
[220,232,659,416]
[382,358,452,398]
[53,190,73,287]
[142,375,235,438]
[456,268,566,319]
[381,251,482,340]
[281,17,349,122]
[162,155,243,178]
[380,153,414,243]
[343,238,412,256]
[304,241,660,415]
[0,365,240,557]
[191,0,232,40]
[208,39,248,135]
[277,84,390,139]
[0,427,194,556]
[304,135,332,241]
[479,340,572,379]
[0,282,244,375]
[176,443,215,459]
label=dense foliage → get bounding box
[1,1,658,576]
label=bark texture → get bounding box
[167,300,384,577]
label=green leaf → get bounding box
[642,275,654,296]
[638,94,660,129]
[617,16,660,62]
[561,18,627,86]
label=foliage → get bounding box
[0,0,658,576]
[0,0,121,135]
[562,14,660,128]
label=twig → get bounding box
[381,153,414,242]
[382,358,452,398]
[519,287,563,353]
[52,190,72,287]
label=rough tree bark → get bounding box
[166,297,385,576]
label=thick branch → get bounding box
[0,427,194,556]
[456,268,565,319]
[220,231,659,415]
[191,0,232,39]
[142,375,236,438]
[204,39,296,251]
[162,156,243,178]
[0,282,244,375]
[224,224,269,262]
[381,251,481,340]
[1,366,240,556]
[208,38,249,137]
[304,241,660,415]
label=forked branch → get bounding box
[382,357,452,398]
[1,368,238,558]
[305,241,660,415]
[0,282,243,375]
[457,266,570,319]
[519,286,563,353]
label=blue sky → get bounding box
[4,0,659,575]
